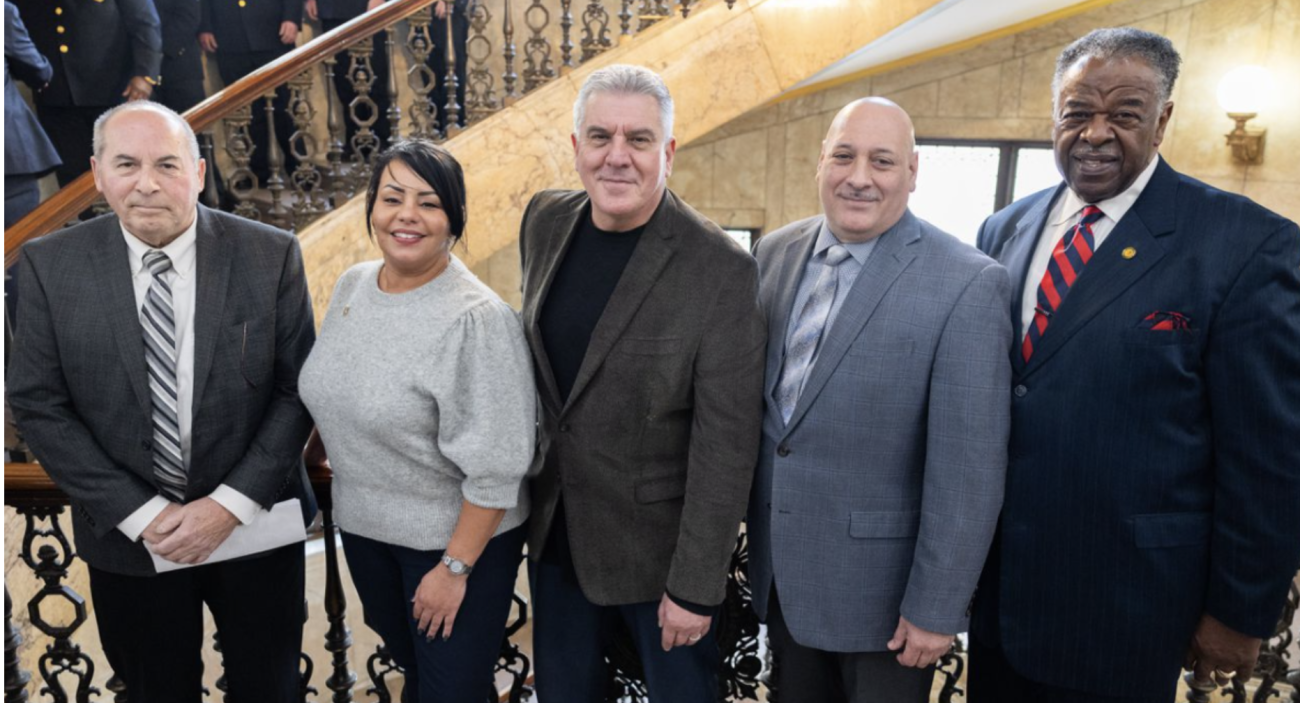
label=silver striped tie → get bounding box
[776,244,850,424]
[141,250,186,502]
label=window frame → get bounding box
[915,138,1054,212]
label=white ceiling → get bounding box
[791,0,1088,91]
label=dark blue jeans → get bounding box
[529,521,721,703]
[341,525,526,703]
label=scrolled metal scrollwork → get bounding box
[364,646,401,703]
[19,506,99,703]
[935,640,966,703]
[345,38,383,189]
[404,9,441,141]
[287,69,327,231]
[495,591,534,703]
[579,0,612,62]
[521,0,554,93]
[464,0,499,124]
[222,104,262,222]
[601,531,764,702]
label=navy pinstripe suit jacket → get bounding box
[971,157,1300,696]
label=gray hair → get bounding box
[1053,28,1181,108]
[92,101,201,165]
[573,64,674,140]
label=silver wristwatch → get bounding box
[441,554,473,576]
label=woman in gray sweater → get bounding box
[299,141,535,703]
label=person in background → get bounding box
[299,140,535,703]
[304,0,393,157]
[151,0,206,114]
[198,0,301,183]
[12,0,160,187]
[4,0,60,227]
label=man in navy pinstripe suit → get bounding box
[971,28,1300,703]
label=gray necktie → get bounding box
[776,244,851,424]
[141,250,186,502]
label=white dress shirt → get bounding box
[1019,155,1161,337]
[116,216,262,541]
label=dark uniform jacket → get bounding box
[11,0,160,107]
[200,0,302,53]
[4,1,60,177]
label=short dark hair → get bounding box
[1053,27,1182,106]
[365,140,468,242]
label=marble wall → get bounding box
[671,0,1300,240]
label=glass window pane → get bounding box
[723,228,753,251]
[1012,147,1060,202]
[910,145,1000,246]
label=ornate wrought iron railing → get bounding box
[2,0,739,269]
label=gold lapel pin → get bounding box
[1122,247,1137,260]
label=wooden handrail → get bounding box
[3,461,335,508]
[3,0,438,269]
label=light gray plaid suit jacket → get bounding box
[8,206,317,576]
[747,210,1012,652]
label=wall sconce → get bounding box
[1216,65,1274,164]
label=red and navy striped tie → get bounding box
[1022,205,1104,362]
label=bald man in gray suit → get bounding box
[747,98,1012,702]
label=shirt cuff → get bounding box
[117,495,172,542]
[209,484,262,525]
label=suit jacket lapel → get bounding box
[562,193,678,412]
[783,211,920,434]
[95,219,151,414]
[526,199,586,416]
[190,207,232,415]
[1022,160,1178,376]
[763,219,819,423]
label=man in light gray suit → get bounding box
[7,101,316,702]
[747,97,1012,701]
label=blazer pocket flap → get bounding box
[1132,512,1211,548]
[635,475,687,504]
[849,511,919,539]
[616,337,682,356]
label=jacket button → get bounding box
[141,439,152,450]
[776,444,790,457]
[559,423,570,433]
[1013,385,1027,397]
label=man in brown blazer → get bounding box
[519,63,765,702]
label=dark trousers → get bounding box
[765,588,934,703]
[529,517,721,703]
[35,104,103,187]
[5,175,41,227]
[967,635,1176,703]
[154,48,208,115]
[321,17,393,157]
[340,525,526,703]
[86,542,305,703]
[214,49,297,183]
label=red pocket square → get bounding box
[1139,311,1192,331]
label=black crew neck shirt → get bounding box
[538,209,645,404]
